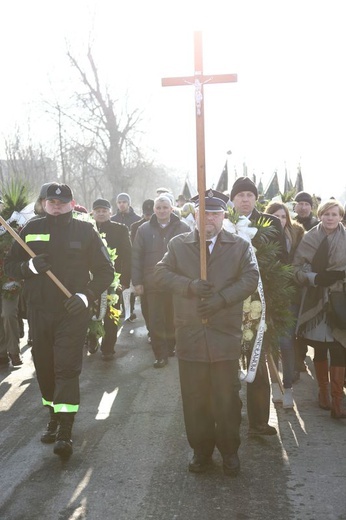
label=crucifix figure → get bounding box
[161,31,237,280]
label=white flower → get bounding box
[243,297,252,312]
[250,300,262,313]
[224,215,258,243]
[243,329,254,342]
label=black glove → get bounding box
[197,294,225,318]
[314,270,345,287]
[188,279,214,298]
[31,254,51,274]
[64,294,88,315]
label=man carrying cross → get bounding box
[154,189,258,476]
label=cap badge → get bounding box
[55,188,61,195]
[207,189,214,198]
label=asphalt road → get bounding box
[0,302,345,520]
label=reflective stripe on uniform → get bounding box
[54,403,79,413]
[42,397,54,407]
[25,234,50,243]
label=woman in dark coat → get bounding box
[265,201,305,408]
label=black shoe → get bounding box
[168,349,175,357]
[41,418,59,444]
[54,438,73,458]
[153,359,167,369]
[188,453,212,473]
[248,424,277,436]
[223,453,240,477]
[87,335,99,354]
[9,353,23,366]
[54,413,74,458]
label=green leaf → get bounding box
[0,179,31,220]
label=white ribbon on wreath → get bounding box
[0,203,36,236]
[91,290,108,321]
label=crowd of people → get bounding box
[0,178,345,474]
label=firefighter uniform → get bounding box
[5,184,114,456]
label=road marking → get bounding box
[95,387,119,420]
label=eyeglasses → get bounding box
[205,212,224,219]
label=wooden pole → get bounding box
[194,31,207,279]
[161,30,237,280]
[267,352,284,394]
[0,215,72,298]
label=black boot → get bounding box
[54,413,75,458]
[41,407,59,444]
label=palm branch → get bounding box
[0,179,31,220]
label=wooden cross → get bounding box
[162,31,237,279]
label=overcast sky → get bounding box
[1,0,346,199]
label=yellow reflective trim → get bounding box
[25,234,50,243]
[42,399,78,413]
[54,403,79,413]
[42,398,54,407]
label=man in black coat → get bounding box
[90,198,132,360]
[111,192,140,321]
[132,195,190,367]
[292,191,319,376]
[110,192,141,230]
[130,199,154,338]
[293,191,319,231]
[230,176,287,436]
